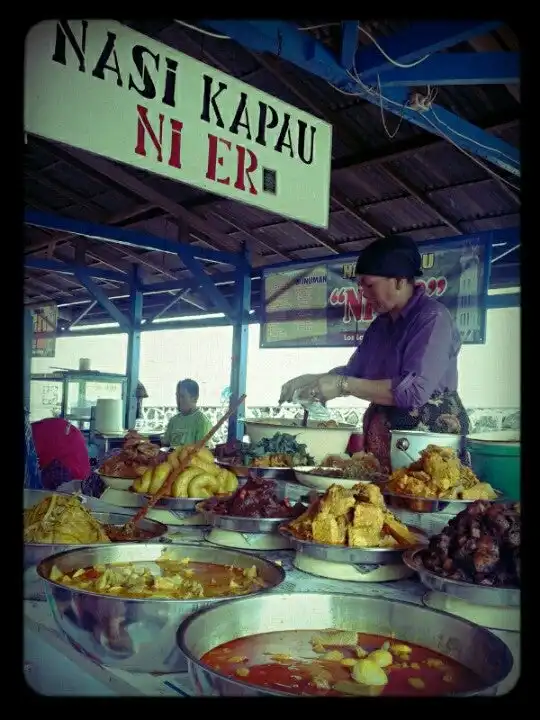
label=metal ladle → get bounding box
[395,437,417,464]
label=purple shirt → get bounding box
[341,287,462,409]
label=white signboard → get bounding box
[25,20,332,228]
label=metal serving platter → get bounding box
[216,460,296,482]
[403,549,520,608]
[197,501,304,534]
[279,524,427,565]
[128,491,233,513]
[382,488,505,514]
[177,592,514,697]
[37,543,286,674]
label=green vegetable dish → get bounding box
[245,433,314,468]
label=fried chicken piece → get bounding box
[312,513,347,545]
[390,472,437,498]
[354,482,385,507]
[420,446,461,492]
[459,465,481,490]
[319,485,356,517]
[461,483,498,501]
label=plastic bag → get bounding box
[292,389,333,422]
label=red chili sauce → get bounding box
[201,630,484,697]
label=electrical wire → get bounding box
[171,18,519,188]
[331,69,520,192]
[172,19,231,39]
[357,25,431,68]
[376,74,407,139]
[430,105,517,165]
[422,112,521,191]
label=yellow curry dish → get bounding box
[285,483,419,548]
[387,445,498,501]
[48,549,267,600]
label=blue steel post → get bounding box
[125,266,143,430]
[228,250,251,442]
[23,309,33,410]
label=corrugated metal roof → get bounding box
[23,20,520,323]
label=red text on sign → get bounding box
[134,105,183,169]
[416,276,448,297]
[206,134,258,195]
[328,287,374,323]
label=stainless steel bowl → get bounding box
[198,504,295,534]
[383,489,505,514]
[403,549,521,608]
[37,543,285,673]
[177,592,514,697]
[279,524,427,565]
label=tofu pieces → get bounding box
[348,504,384,547]
[312,513,347,545]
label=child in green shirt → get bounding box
[162,378,211,447]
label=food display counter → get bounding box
[24,524,520,697]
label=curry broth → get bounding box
[202,630,484,697]
[51,559,265,600]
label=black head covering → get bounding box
[355,235,423,279]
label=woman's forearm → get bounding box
[345,377,394,405]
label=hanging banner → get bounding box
[32,305,58,358]
[24,20,332,228]
[260,237,491,348]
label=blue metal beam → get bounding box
[375,52,520,86]
[486,292,520,309]
[228,254,251,442]
[340,21,359,69]
[204,20,519,177]
[25,256,128,283]
[68,301,97,329]
[73,267,131,332]
[25,210,243,267]
[354,21,502,80]
[24,309,33,410]
[125,266,143,429]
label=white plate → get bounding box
[97,473,137,491]
[293,466,372,491]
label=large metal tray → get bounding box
[37,543,285,674]
[279,524,427,565]
[177,592,514,697]
[382,488,505,514]
[197,501,301,534]
[403,549,520,608]
[216,460,296,482]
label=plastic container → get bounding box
[466,431,520,501]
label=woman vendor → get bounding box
[279,235,469,472]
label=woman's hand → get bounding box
[279,374,324,404]
[298,375,344,403]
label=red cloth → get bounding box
[31,418,90,480]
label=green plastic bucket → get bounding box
[466,431,520,501]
